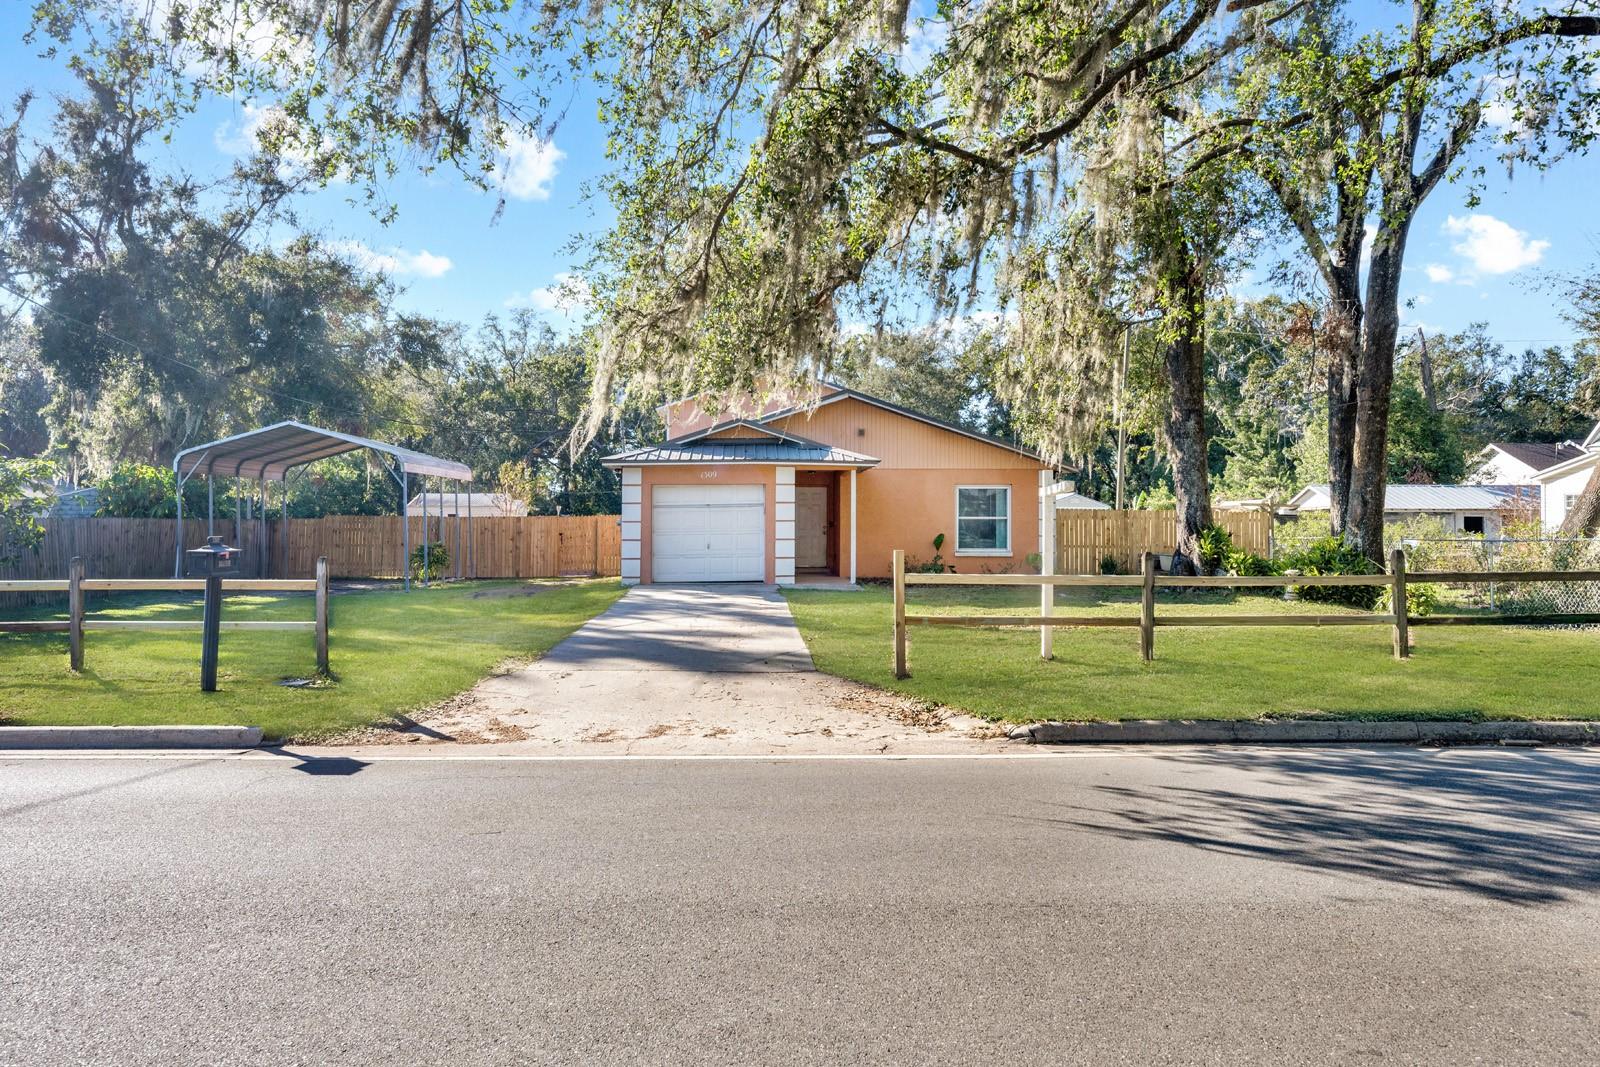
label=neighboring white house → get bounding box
[1283,483,1533,537]
[1470,440,1587,485]
[406,492,527,517]
[1529,421,1600,530]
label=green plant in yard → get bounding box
[1195,524,1234,572]
[1222,548,1278,577]
[409,541,450,581]
[906,533,953,574]
[1099,554,1121,575]
[1377,582,1441,618]
[1278,535,1383,609]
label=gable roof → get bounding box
[668,419,820,447]
[1485,440,1586,472]
[1585,421,1600,450]
[601,438,879,468]
[757,386,1045,463]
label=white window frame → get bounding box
[1566,494,1580,512]
[954,484,1012,555]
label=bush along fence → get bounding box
[0,556,330,677]
[889,548,1600,679]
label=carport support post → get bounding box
[173,459,184,578]
[422,478,430,586]
[892,549,908,679]
[401,470,410,591]
[1139,552,1156,662]
[1391,548,1410,660]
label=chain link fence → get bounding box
[1398,538,1600,614]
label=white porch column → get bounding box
[620,466,642,585]
[849,468,858,585]
[775,466,796,586]
[1039,470,1054,661]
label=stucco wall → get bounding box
[854,466,1043,578]
[636,465,779,584]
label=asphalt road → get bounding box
[3,747,1599,1066]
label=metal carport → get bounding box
[172,421,473,589]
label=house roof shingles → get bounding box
[1490,441,1586,471]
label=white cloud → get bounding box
[507,272,592,314]
[493,131,565,200]
[331,241,454,279]
[1424,263,1455,284]
[900,18,949,75]
[1443,213,1549,275]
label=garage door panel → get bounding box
[651,484,766,582]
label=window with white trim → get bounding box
[1566,494,1580,512]
[956,486,1010,554]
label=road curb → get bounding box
[0,726,264,750]
[1008,720,1600,745]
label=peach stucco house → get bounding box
[602,385,1054,585]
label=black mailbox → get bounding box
[186,536,238,577]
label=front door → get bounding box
[795,486,829,569]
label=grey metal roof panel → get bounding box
[174,421,472,482]
[1293,483,1532,511]
[602,439,880,467]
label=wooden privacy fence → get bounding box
[1,514,621,583]
[890,548,1600,678]
[1054,509,1271,575]
[0,556,330,676]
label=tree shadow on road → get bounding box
[1023,747,1600,905]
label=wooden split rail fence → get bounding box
[890,548,1600,679]
[0,556,331,675]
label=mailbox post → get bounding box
[186,536,238,692]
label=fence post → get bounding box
[315,555,330,674]
[892,548,908,679]
[1140,551,1156,662]
[1391,547,1410,660]
[68,555,84,672]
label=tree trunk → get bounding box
[1560,462,1600,536]
[1324,282,1361,538]
[1345,224,1410,564]
[1162,273,1212,575]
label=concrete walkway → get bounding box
[333,585,1002,754]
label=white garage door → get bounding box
[652,484,766,582]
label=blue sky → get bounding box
[2,5,1595,350]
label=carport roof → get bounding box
[174,421,472,482]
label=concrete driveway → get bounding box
[339,585,1000,753]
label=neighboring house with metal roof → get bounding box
[603,387,1053,585]
[1283,483,1538,537]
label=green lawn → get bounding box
[0,580,624,741]
[784,585,1600,723]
